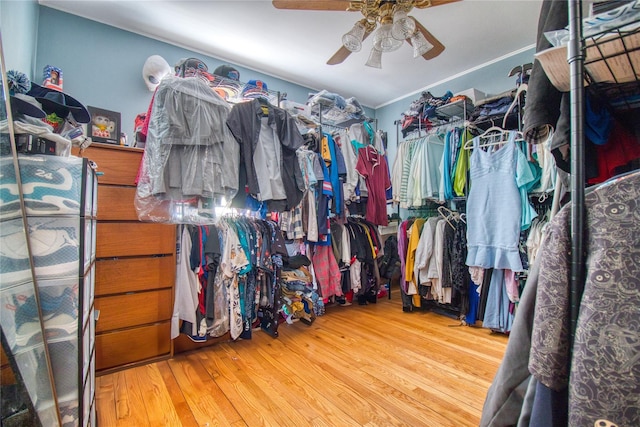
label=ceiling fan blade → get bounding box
[326,28,373,65]
[272,0,352,11]
[327,46,353,65]
[409,19,445,60]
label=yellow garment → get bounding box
[404,218,426,286]
[359,223,377,259]
[321,135,332,166]
[453,129,473,197]
[413,293,422,308]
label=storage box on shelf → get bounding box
[0,154,98,426]
[72,143,175,374]
[435,97,475,120]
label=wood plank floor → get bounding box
[96,290,508,426]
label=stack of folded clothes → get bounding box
[399,90,454,137]
[279,254,324,325]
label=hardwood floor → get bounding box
[96,290,508,426]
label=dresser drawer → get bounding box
[97,185,138,221]
[95,289,173,332]
[1,346,15,385]
[74,143,143,186]
[96,222,176,258]
[96,256,175,296]
[96,323,171,371]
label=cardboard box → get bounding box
[455,88,486,104]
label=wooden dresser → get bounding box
[74,143,175,374]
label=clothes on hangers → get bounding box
[343,217,383,303]
[405,217,427,305]
[334,128,361,203]
[227,98,306,212]
[483,170,640,427]
[481,269,515,333]
[586,120,640,185]
[355,144,392,226]
[135,74,240,223]
[397,212,469,312]
[529,171,640,426]
[322,132,345,216]
[173,217,291,342]
[465,132,526,272]
[452,129,473,197]
[391,134,444,208]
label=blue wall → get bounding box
[32,7,345,141]
[1,0,39,78]
[3,4,535,166]
[376,47,536,170]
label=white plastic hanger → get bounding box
[437,205,466,230]
[463,126,524,150]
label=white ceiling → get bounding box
[39,0,543,109]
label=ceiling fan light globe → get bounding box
[342,21,366,52]
[365,47,383,68]
[391,10,416,40]
[411,29,434,58]
[373,23,403,52]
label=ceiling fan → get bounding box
[272,0,459,67]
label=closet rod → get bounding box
[568,0,586,350]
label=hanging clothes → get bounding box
[443,128,462,200]
[355,145,391,226]
[529,171,640,427]
[336,128,360,203]
[311,244,342,300]
[481,269,515,333]
[316,153,333,245]
[226,98,306,212]
[431,219,448,304]
[391,140,408,205]
[173,217,287,341]
[466,133,524,272]
[452,129,473,197]
[391,136,444,208]
[135,75,240,222]
[171,226,201,339]
[515,142,540,231]
[413,216,439,289]
[322,132,345,216]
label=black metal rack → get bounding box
[567,0,586,354]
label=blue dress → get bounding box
[465,132,523,272]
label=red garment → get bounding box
[587,121,640,184]
[197,226,208,315]
[312,245,342,299]
[134,91,156,185]
[355,145,391,226]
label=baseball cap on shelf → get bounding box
[246,79,267,91]
[213,64,240,81]
[174,57,209,78]
[241,79,270,100]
